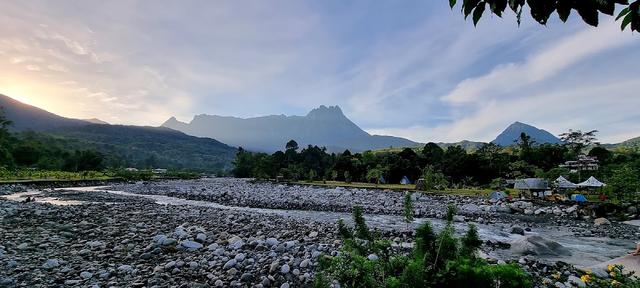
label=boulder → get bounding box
[510,235,571,256]
[510,227,525,235]
[594,218,611,226]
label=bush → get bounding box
[317,206,533,288]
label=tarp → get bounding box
[400,176,411,185]
[489,191,507,200]
[514,178,549,190]
[577,176,606,188]
[555,176,577,189]
[571,194,587,202]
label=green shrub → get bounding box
[317,206,533,288]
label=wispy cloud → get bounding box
[0,1,638,143]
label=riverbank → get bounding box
[1,179,639,287]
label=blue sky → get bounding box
[0,0,638,143]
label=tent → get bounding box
[400,176,411,185]
[379,176,386,184]
[571,194,588,202]
[555,176,577,189]
[489,191,507,200]
[577,176,606,188]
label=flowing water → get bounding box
[2,185,636,267]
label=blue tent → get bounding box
[571,194,587,202]
[400,176,411,185]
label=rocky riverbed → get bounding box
[1,178,639,287]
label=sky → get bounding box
[0,1,639,144]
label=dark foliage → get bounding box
[449,0,640,33]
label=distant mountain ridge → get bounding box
[0,94,89,131]
[163,105,420,152]
[492,121,562,146]
[0,94,236,171]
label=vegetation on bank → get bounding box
[0,168,200,182]
[0,110,221,177]
[313,205,532,288]
[234,133,640,200]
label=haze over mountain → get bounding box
[163,105,420,153]
[491,121,562,146]
[0,94,89,131]
[0,94,236,171]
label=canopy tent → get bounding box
[577,176,606,188]
[555,176,577,189]
[400,176,411,185]
[571,194,588,202]
[489,191,507,200]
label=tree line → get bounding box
[233,134,640,194]
[0,112,104,172]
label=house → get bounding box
[560,155,599,172]
[514,178,550,198]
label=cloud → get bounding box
[441,21,635,106]
[0,1,638,144]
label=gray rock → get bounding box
[510,235,570,256]
[281,264,290,274]
[280,283,290,288]
[43,259,60,269]
[180,240,203,251]
[594,218,611,226]
[300,259,311,268]
[511,227,525,235]
[234,253,245,261]
[161,238,177,246]
[196,233,207,243]
[80,271,93,279]
[241,272,253,282]
[117,265,134,274]
[215,279,224,287]
[567,275,586,287]
[367,254,379,261]
[223,259,237,270]
[266,238,279,247]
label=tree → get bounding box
[448,0,640,33]
[403,192,414,223]
[605,165,640,201]
[285,139,299,151]
[0,109,14,167]
[366,166,384,184]
[560,129,599,156]
[421,166,449,190]
[422,142,444,168]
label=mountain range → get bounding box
[162,105,420,153]
[0,94,237,171]
[2,93,637,168]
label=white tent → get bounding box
[555,176,577,189]
[577,176,606,188]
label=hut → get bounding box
[514,178,550,198]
